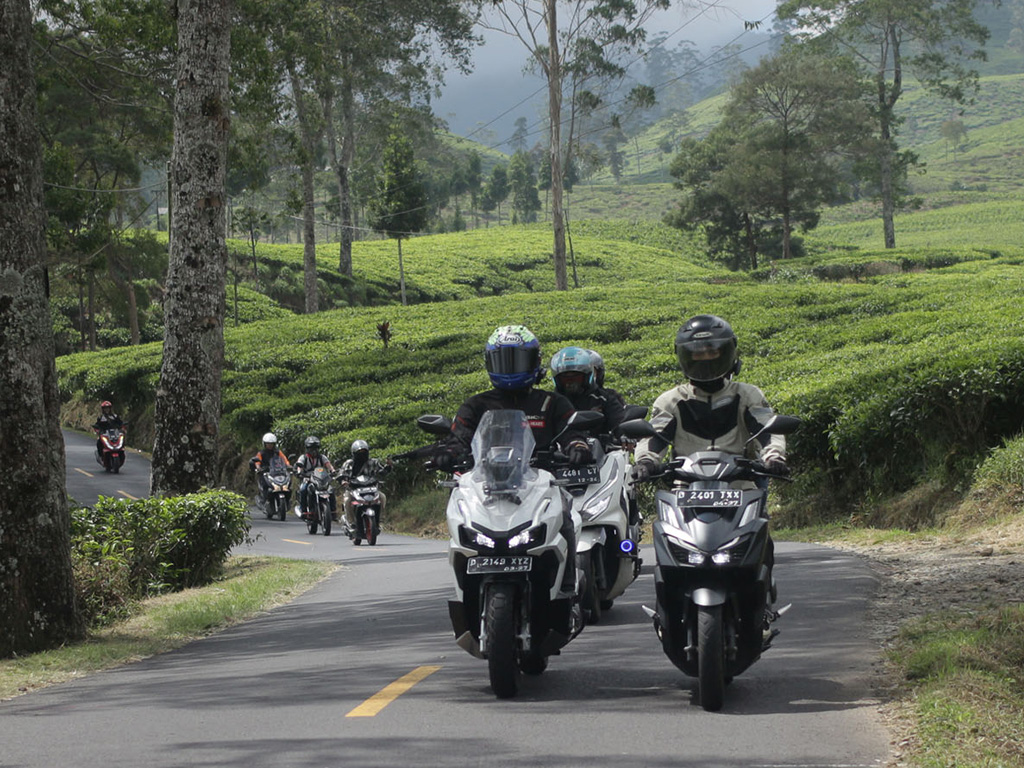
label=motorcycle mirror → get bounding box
[615,418,658,440]
[417,414,453,435]
[746,410,802,445]
[565,409,603,432]
[622,404,649,422]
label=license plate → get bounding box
[677,489,743,507]
[466,556,533,574]
[555,465,601,484]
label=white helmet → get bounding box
[262,432,277,446]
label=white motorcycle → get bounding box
[561,405,647,623]
[415,409,597,699]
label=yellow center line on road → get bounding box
[281,538,313,546]
[118,491,139,500]
[346,666,442,718]
[74,468,94,477]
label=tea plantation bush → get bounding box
[71,491,251,625]
[57,225,1024,524]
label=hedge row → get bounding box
[71,491,251,625]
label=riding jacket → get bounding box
[446,386,581,457]
[634,379,786,467]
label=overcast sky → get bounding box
[433,0,779,147]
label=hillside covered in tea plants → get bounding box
[59,212,1024,528]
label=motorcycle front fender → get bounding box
[690,587,728,607]
[577,526,608,553]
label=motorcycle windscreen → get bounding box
[470,409,537,492]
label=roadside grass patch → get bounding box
[890,607,1024,767]
[0,556,334,700]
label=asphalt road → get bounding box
[27,431,892,767]
[64,428,151,507]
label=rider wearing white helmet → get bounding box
[249,432,291,505]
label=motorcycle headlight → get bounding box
[508,523,547,551]
[464,529,496,549]
[581,493,612,521]
[710,535,752,565]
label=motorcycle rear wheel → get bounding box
[485,583,520,699]
[698,605,726,712]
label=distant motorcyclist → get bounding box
[293,436,337,521]
[338,440,392,526]
[93,400,125,453]
[588,349,627,410]
[433,324,588,595]
[633,314,788,596]
[248,432,291,507]
[550,346,625,438]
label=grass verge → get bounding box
[888,607,1024,767]
[0,555,335,700]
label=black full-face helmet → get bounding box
[674,314,738,384]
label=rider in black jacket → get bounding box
[550,346,625,438]
[93,400,124,453]
[434,325,588,595]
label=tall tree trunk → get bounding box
[151,0,230,496]
[878,27,901,250]
[338,63,356,276]
[546,0,568,291]
[0,0,84,657]
[879,112,897,249]
[87,271,97,351]
[126,259,140,345]
[287,61,319,314]
[77,261,87,351]
[323,78,355,277]
[397,237,407,306]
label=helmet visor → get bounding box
[486,346,540,376]
[555,371,588,396]
[677,338,736,382]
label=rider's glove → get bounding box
[567,441,591,465]
[631,459,658,482]
[433,448,458,473]
[765,458,790,477]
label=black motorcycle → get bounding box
[621,409,800,711]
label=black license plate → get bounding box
[555,465,601,484]
[466,556,533,574]
[677,489,743,507]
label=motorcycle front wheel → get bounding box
[320,501,332,536]
[577,551,601,624]
[275,495,287,521]
[485,583,520,699]
[364,512,377,545]
[697,604,726,712]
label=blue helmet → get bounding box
[550,346,595,397]
[485,325,543,390]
